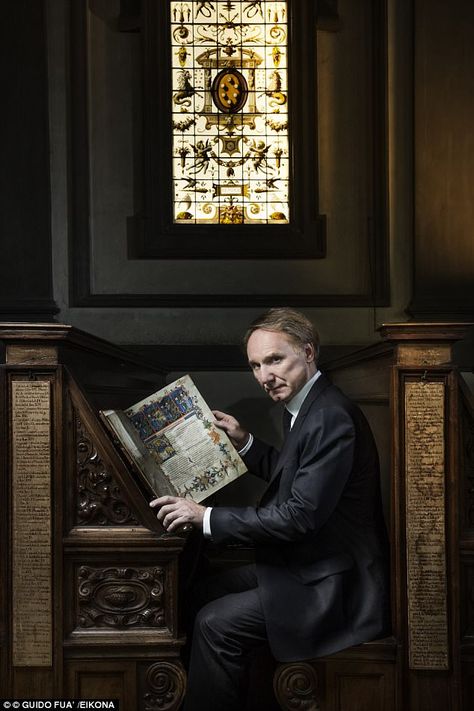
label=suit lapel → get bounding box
[263,373,333,490]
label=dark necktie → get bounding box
[282,408,292,438]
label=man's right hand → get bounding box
[212,410,250,450]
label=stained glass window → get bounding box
[170,1,290,225]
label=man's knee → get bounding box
[194,601,227,645]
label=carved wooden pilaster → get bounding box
[273,662,320,711]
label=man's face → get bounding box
[246,329,317,403]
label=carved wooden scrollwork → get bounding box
[75,411,139,526]
[77,566,165,629]
[144,661,186,711]
[273,662,320,711]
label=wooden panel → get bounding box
[408,674,452,711]
[328,355,392,401]
[460,394,474,535]
[7,345,58,365]
[73,562,168,634]
[326,348,393,526]
[13,668,54,699]
[462,660,474,711]
[63,543,181,648]
[460,553,474,644]
[273,644,397,711]
[66,660,186,711]
[361,402,392,524]
[326,661,395,711]
[396,345,451,367]
[65,661,136,709]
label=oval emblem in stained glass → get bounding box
[211,68,248,114]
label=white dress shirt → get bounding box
[203,370,322,537]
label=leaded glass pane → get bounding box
[170,1,290,224]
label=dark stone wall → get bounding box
[0,1,57,320]
[411,0,474,319]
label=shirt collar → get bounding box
[285,370,322,424]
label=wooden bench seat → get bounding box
[273,637,398,711]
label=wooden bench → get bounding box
[273,638,397,710]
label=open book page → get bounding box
[123,375,247,503]
[100,409,177,497]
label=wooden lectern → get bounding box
[0,322,473,710]
[0,324,187,708]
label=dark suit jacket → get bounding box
[210,373,391,662]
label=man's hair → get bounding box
[244,307,320,357]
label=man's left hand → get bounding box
[150,496,205,532]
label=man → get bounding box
[150,307,390,710]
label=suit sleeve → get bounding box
[210,405,355,545]
[242,436,281,482]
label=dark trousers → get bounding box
[182,564,276,711]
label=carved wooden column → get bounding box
[380,322,470,711]
[1,340,61,695]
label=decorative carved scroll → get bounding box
[273,662,320,711]
[11,378,52,666]
[405,380,449,670]
[144,661,186,711]
[75,411,139,526]
[77,566,166,629]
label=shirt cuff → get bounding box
[238,433,254,456]
[203,506,213,538]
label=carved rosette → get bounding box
[274,662,320,711]
[75,411,139,526]
[77,566,165,629]
[144,661,186,711]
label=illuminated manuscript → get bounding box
[101,375,246,503]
